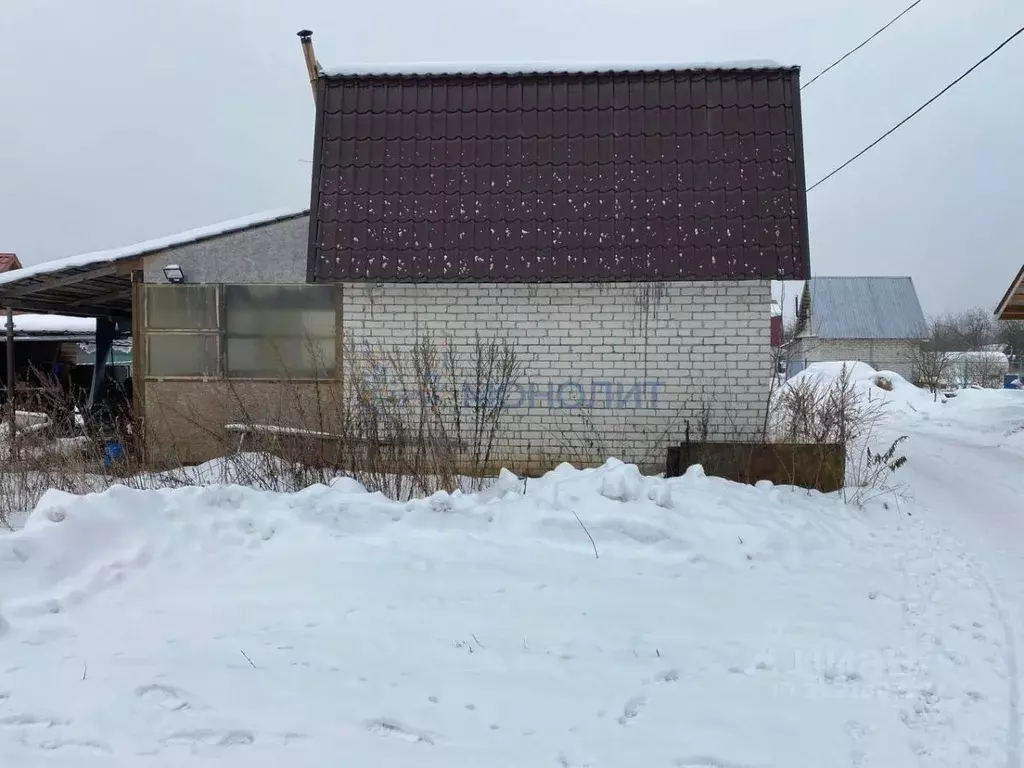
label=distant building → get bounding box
[785,277,929,381]
[0,253,23,274]
[770,301,783,348]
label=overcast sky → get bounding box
[1,0,1021,316]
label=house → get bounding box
[770,301,783,347]
[995,264,1024,321]
[303,56,810,470]
[785,277,929,381]
[0,53,811,472]
[0,254,23,274]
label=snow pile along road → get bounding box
[785,360,1024,455]
[0,459,1015,766]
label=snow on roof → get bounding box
[0,208,308,289]
[323,60,790,77]
[10,314,95,335]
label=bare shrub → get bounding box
[912,338,951,398]
[141,332,522,500]
[0,372,147,528]
[769,364,907,504]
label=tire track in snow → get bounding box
[976,571,1021,768]
[894,430,1024,768]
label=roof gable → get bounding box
[308,67,810,283]
[0,253,22,273]
[995,264,1024,320]
[795,277,929,340]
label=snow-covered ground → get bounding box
[0,362,1021,766]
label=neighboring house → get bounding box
[995,263,1024,321]
[785,277,928,381]
[0,253,23,274]
[0,60,812,471]
[943,350,1009,389]
[770,301,783,348]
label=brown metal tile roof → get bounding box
[308,67,810,282]
[0,253,22,273]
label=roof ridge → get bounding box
[323,61,797,78]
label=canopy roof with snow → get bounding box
[7,313,95,340]
[995,263,1024,321]
[793,277,929,340]
[0,209,307,318]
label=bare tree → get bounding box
[998,319,1024,368]
[911,334,951,398]
[931,308,998,352]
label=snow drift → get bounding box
[0,458,1013,766]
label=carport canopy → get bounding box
[0,256,137,318]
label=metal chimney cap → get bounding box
[297,29,313,39]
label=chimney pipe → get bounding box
[297,29,320,102]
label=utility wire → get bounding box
[809,23,1024,192]
[802,0,925,89]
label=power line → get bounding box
[808,23,1024,192]
[802,0,925,90]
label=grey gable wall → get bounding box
[142,215,309,285]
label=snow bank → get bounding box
[785,361,1024,454]
[0,458,1010,765]
[784,361,934,415]
[1,460,850,604]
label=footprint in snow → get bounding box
[651,668,680,684]
[24,737,111,755]
[162,729,254,749]
[557,752,594,767]
[135,684,191,712]
[674,757,754,768]
[617,696,647,725]
[0,713,69,729]
[364,718,435,745]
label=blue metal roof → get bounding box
[796,277,929,340]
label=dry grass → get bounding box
[769,364,908,504]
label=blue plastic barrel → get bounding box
[1006,374,1022,389]
[103,441,124,467]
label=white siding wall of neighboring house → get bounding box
[341,280,772,471]
[786,338,922,381]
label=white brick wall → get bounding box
[787,338,923,381]
[342,280,773,472]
